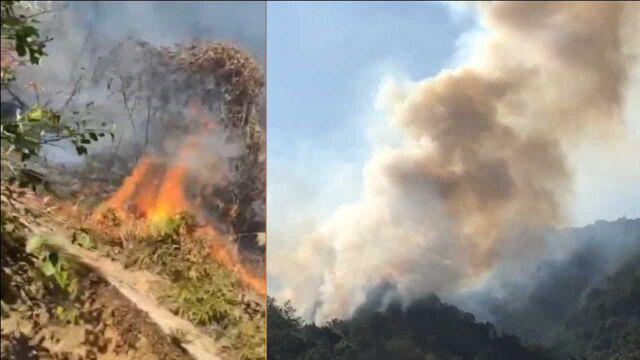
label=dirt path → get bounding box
[44,235,223,360]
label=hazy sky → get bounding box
[69,1,266,61]
[267,1,640,294]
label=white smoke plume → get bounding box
[270,1,640,324]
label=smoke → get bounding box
[455,218,640,342]
[271,2,640,324]
[6,1,265,166]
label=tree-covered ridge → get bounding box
[548,251,640,360]
[267,294,551,360]
[489,218,640,345]
[268,219,640,360]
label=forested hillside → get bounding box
[268,218,640,360]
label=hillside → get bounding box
[267,218,640,360]
[548,251,640,359]
[481,218,640,359]
[267,295,551,360]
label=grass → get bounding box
[1,215,197,359]
[87,210,266,360]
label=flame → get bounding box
[99,111,202,223]
[205,227,267,296]
[94,100,266,296]
[146,137,199,223]
[100,155,161,220]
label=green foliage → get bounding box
[1,1,49,66]
[1,66,17,87]
[154,211,199,237]
[39,251,76,296]
[266,297,307,360]
[25,234,79,298]
[2,106,106,156]
[0,3,103,318]
[1,1,112,193]
[267,295,551,360]
[1,104,114,193]
[124,215,237,322]
[54,304,80,324]
[1,205,80,330]
[269,245,640,360]
[163,269,237,326]
[71,229,95,250]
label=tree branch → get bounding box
[3,86,28,110]
[63,74,84,110]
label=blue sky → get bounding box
[268,2,470,163]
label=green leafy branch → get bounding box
[1,105,114,192]
[27,234,79,298]
[1,1,112,192]
[1,0,50,66]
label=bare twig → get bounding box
[70,28,94,79]
[117,72,137,136]
[145,96,151,149]
[42,90,65,108]
[63,74,84,110]
[3,86,27,109]
[27,82,41,105]
[24,10,51,19]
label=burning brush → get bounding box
[88,41,266,295]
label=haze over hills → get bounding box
[471,218,640,342]
[268,217,640,359]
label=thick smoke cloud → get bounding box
[271,2,640,324]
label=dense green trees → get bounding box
[267,295,551,360]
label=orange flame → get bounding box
[94,100,266,296]
[100,155,160,220]
[205,227,267,296]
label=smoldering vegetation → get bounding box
[2,1,266,276]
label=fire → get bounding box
[207,228,267,295]
[100,137,200,223]
[149,163,188,222]
[93,100,266,296]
